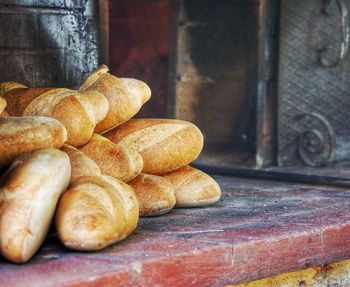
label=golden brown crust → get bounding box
[0,117,67,170]
[163,166,221,207]
[79,65,151,134]
[79,134,143,182]
[129,173,175,217]
[104,119,204,175]
[56,175,138,251]
[3,87,51,116]
[0,148,71,263]
[100,176,139,239]
[49,95,95,146]
[61,144,101,184]
[4,86,108,147]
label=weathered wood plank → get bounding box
[1,176,350,286]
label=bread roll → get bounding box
[129,173,175,216]
[0,96,6,114]
[79,65,151,133]
[105,119,204,175]
[0,148,71,263]
[1,84,109,146]
[0,116,67,169]
[2,86,51,116]
[163,166,221,207]
[79,134,143,182]
[56,175,138,251]
[61,144,101,184]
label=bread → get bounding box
[79,134,143,182]
[0,116,67,170]
[100,176,139,239]
[61,144,101,184]
[56,175,138,251]
[163,166,221,207]
[2,86,51,116]
[129,173,175,216]
[79,65,151,133]
[0,148,71,263]
[105,119,204,175]
[0,96,6,114]
[1,85,109,146]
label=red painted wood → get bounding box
[108,1,171,118]
[2,177,350,286]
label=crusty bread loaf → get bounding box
[61,144,101,184]
[100,176,139,239]
[163,166,221,207]
[0,96,6,114]
[79,134,143,182]
[104,119,204,175]
[129,173,175,216]
[56,175,138,251]
[0,148,71,263]
[2,86,51,116]
[1,84,109,146]
[0,116,67,170]
[79,65,151,133]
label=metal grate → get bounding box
[278,0,350,166]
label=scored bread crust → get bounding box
[79,134,143,182]
[129,173,175,217]
[61,144,101,184]
[56,175,138,251]
[0,116,67,169]
[0,148,71,263]
[23,89,109,147]
[104,119,204,175]
[79,65,151,134]
[163,166,221,207]
[2,84,109,147]
[3,87,51,116]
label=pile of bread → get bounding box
[0,65,221,264]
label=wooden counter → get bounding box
[1,176,350,286]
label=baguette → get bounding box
[163,166,221,207]
[56,175,138,251]
[1,85,109,146]
[61,144,101,184]
[79,65,151,133]
[0,148,71,263]
[105,119,204,175]
[0,116,67,170]
[79,134,143,182]
[129,173,175,216]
